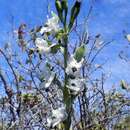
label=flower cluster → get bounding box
[66,55,85,95]
[35,12,60,53]
[47,106,67,128]
[33,5,86,128]
[35,38,55,53]
[40,12,60,35]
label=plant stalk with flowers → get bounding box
[53,0,84,129]
[0,0,130,130]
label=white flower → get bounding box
[67,78,85,95]
[44,72,55,89]
[60,46,64,54]
[126,34,130,42]
[40,72,55,89]
[66,55,84,77]
[40,12,60,34]
[35,38,55,53]
[38,63,55,89]
[35,38,50,53]
[47,106,67,128]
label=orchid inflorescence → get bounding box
[29,0,83,128]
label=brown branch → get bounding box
[0,48,19,92]
[0,70,16,122]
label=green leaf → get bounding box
[74,44,86,62]
[50,44,61,54]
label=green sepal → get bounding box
[50,44,61,54]
[55,29,64,40]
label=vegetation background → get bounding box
[0,0,130,130]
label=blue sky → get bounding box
[0,0,130,89]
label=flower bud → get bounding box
[69,0,81,31]
[61,0,68,10]
[61,0,68,24]
[55,0,63,22]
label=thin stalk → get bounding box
[63,26,72,130]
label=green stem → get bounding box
[63,27,72,130]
